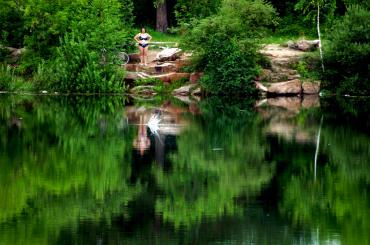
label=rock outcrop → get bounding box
[257,42,321,95]
[125,49,191,85]
[267,79,302,94]
[255,80,320,95]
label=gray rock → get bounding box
[172,84,198,96]
[286,40,296,49]
[155,48,182,62]
[286,40,320,52]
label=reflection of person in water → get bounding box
[133,115,151,155]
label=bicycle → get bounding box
[100,46,130,66]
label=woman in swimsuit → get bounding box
[134,27,152,66]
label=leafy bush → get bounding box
[34,35,126,93]
[184,0,278,95]
[69,0,133,52]
[23,0,134,59]
[199,38,260,96]
[323,5,370,95]
[30,0,134,93]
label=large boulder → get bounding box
[302,81,320,94]
[155,48,182,62]
[267,79,302,95]
[172,84,198,96]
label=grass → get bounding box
[144,28,182,43]
[0,65,34,92]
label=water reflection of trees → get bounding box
[278,100,370,245]
[0,95,369,244]
[153,97,275,227]
[0,95,141,244]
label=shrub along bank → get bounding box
[322,5,370,95]
[183,0,278,96]
[1,0,133,94]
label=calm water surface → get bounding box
[0,95,369,244]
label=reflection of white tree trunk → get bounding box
[317,4,325,72]
[314,116,323,180]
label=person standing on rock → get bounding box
[134,27,152,66]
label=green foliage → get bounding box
[184,0,278,95]
[68,0,133,52]
[134,77,162,86]
[22,0,73,57]
[199,38,260,95]
[0,46,10,62]
[34,35,126,93]
[0,0,26,47]
[342,0,370,8]
[134,77,187,95]
[295,0,338,26]
[0,65,33,91]
[7,0,134,81]
[323,5,370,95]
[279,122,370,244]
[27,0,134,93]
[174,0,222,26]
[22,0,134,57]
[293,53,321,80]
[14,50,44,76]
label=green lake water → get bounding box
[0,94,369,244]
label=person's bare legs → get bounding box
[143,46,149,66]
[138,46,144,65]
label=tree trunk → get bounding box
[156,0,168,33]
[317,4,325,72]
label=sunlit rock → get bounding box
[267,79,302,95]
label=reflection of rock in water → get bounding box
[256,96,320,144]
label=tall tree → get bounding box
[295,0,336,72]
[155,0,168,32]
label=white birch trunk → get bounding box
[317,4,325,72]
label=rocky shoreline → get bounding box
[126,40,321,98]
[255,41,320,96]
